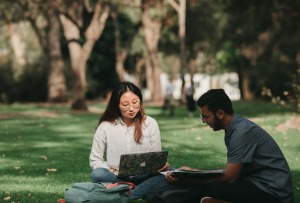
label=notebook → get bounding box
[170,169,225,177]
[117,151,168,177]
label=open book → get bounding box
[161,169,225,177]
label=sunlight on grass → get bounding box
[0,102,299,202]
[1,176,56,191]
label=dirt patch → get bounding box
[276,115,300,132]
[0,111,64,119]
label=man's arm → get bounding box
[221,163,243,182]
[166,163,243,185]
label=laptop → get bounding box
[117,151,168,177]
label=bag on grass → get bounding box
[64,182,135,203]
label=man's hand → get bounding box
[166,171,179,183]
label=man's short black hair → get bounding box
[197,89,234,114]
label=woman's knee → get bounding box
[91,168,113,182]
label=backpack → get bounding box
[64,182,135,203]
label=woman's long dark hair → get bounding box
[98,81,146,143]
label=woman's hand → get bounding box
[108,168,119,175]
[158,162,170,172]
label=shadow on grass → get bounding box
[0,110,97,202]
[0,101,299,202]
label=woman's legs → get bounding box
[91,168,123,183]
[91,168,173,200]
[130,174,172,199]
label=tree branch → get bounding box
[167,0,179,12]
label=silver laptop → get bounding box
[117,151,168,177]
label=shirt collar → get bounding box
[225,114,238,135]
[114,116,150,129]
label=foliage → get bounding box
[0,62,15,103]
[0,0,299,107]
[83,7,139,99]
[216,0,300,106]
[0,61,48,103]
[0,102,299,202]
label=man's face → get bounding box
[199,106,222,131]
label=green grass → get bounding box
[0,101,299,202]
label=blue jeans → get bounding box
[91,168,172,199]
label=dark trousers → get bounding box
[147,180,282,203]
[202,181,281,203]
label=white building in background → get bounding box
[190,72,241,101]
[142,72,240,101]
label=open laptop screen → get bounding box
[118,151,168,177]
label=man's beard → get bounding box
[212,115,222,131]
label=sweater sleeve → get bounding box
[89,124,109,169]
[148,116,162,152]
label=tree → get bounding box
[47,1,68,102]
[59,0,110,110]
[141,0,164,102]
[4,0,67,102]
[110,3,141,82]
[220,0,299,106]
[222,0,273,100]
[16,0,68,102]
[167,0,187,101]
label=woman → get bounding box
[89,81,169,198]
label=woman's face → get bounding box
[119,91,141,120]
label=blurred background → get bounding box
[0,0,299,111]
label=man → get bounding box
[162,78,175,116]
[166,89,294,203]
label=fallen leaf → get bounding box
[47,168,57,172]
[4,196,11,201]
[40,156,47,160]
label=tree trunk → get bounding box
[238,31,271,101]
[188,58,196,86]
[59,0,110,110]
[47,4,67,102]
[111,9,126,82]
[111,8,141,83]
[134,56,146,87]
[179,0,186,103]
[295,51,300,111]
[19,1,68,103]
[7,22,27,81]
[141,0,163,102]
[145,54,154,99]
[237,66,254,101]
[167,0,186,103]
[59,14,87,110]
[7,22,27,67]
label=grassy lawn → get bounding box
[0,101,299,202]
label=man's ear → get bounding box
[216,109,224,119]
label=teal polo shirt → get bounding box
[225,114,294,203]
